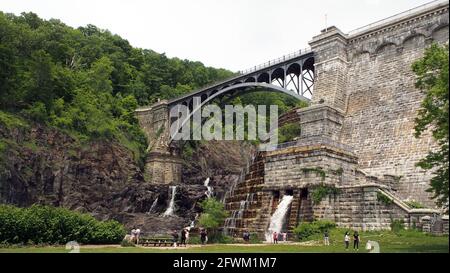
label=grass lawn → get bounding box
[1,230,448,253]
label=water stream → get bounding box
[265,195,293,242]
[163,186,177,217]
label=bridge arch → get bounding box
[169,82,310,143]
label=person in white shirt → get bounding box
[135,228,141,245]
[344,231,350,250]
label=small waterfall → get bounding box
[223,193,255,235]
[190,220,195,228]
[163,186,177,217]
[204,177,213,198]
[147,197,158,214]
[265,195,294,242]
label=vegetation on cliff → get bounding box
[0,11,234,163]
[412,43,449,211]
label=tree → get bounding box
[412,43,449,211]
[198,198,228,230]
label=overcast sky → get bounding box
[0,0,435,71]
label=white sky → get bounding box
[0,0,433,71]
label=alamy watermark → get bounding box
[170,96,279,151]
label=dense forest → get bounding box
[0,11,302,164]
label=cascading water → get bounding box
[147,197,158,214]
[265,195,294,242]
[223,193,255,235]
[163,186,177,217]
[204,177,213,198]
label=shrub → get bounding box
[377,192,393,205]
[293,220,336,240]
[390,219,405,234]
[0,205,125,245]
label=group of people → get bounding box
[271,231,288,244]
[323,230,361,250]
[171,227,208,247]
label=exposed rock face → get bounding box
[0,123,253,235]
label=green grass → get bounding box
[1,230,448,253]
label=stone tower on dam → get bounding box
[136,1,449,235]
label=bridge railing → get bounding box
[238,47,312,75]
[259,136,355,153]
[169,47,312,103]
[347,0,448,37]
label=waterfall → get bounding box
[163,186,177,217]
[204,177,213,198]
[265,195,294,242]
[190,220,195,228]
[223,193,255,235]
[147,197,158,214]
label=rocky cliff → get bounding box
[0,120,253,235]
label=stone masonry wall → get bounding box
[340,5,449,206]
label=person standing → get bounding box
[172,230,179,247]
[135,228,141,245]
[353,231,360,251]
[344,231,350,250]
[200,228,207,245]
[324,230,330,246]
[185,228,190,245]
[131,228,137,244]
[272,231,278,244]
[180,228,187,247]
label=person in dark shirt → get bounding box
[172,230,179,247]
[180,228,187,247]
[200,228,208,245]
[324,230,330,246]
[353,231,360,251]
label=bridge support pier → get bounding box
[135,100,182,184]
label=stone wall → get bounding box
[310,2,449,206]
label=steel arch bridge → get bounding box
[165,49,315,143]
[167,50,315,111]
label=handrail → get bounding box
[238,47,312,75]
[347,0,449,37]
[169,47,312,103]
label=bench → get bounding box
[139,238,174,247]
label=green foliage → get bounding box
[405,200,425,209]
[0,205,125,245]
[198,198,229,230]
[120,239,136,247]
[412,43,449,211]
[0,11,233,163]
[293,220,336,241]
[0,110,28,129]
[301,167,327,181]
[377,192,394,206]
[310,183,340,204]
[278,123,301,143]
[390,219,405,234]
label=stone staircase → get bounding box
[223,151,266,236]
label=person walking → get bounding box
[272,231,278,244]
[344,231,350,251]
[324,230,330,246]
[353,231,360,251]
[180,228,187,247]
